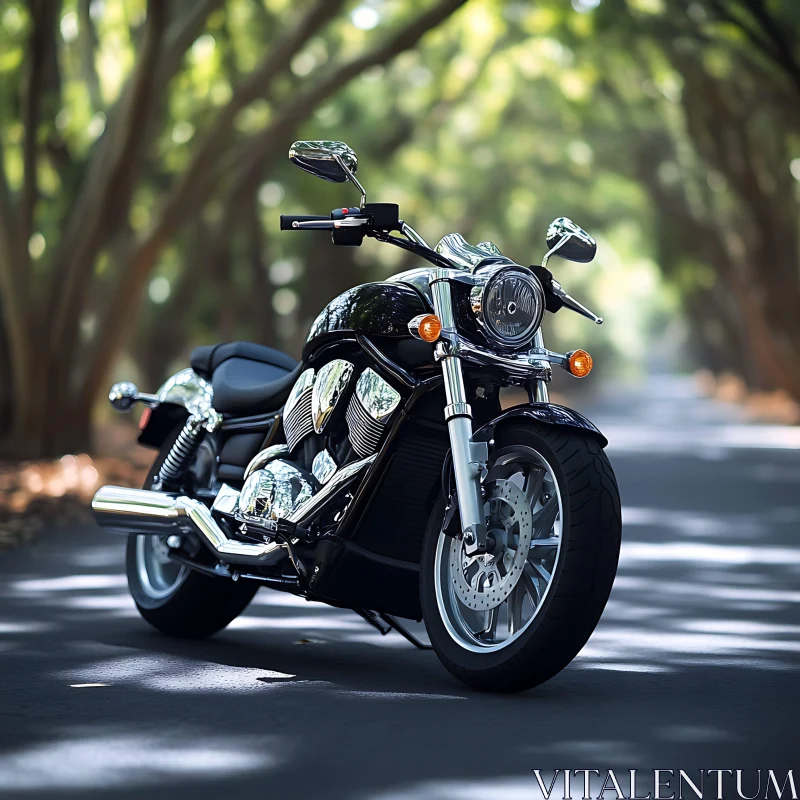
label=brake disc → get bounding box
[449,479,533,612]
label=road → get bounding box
[1,376,799,799]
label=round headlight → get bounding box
[470,268,544,347]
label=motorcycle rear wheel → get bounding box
[125,426,257,639]
[420,421,621,692]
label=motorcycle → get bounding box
[92,140,621,692]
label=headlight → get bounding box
[470,267,544,348]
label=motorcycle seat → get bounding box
[190,341,297,377]
[189,342,301,416]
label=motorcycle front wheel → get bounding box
[420,421,621,692]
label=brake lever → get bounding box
[550,280,603,324]
[291,217,370,230]
[291,220,335,229]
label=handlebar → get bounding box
[279,205,602,324]
[279,214,329,231]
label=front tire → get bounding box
[420,422,621,692]
[125,428,257,639]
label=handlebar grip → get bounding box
[280,214,329,231]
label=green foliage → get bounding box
[2,0,799,457]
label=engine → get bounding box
[229,360,400,533]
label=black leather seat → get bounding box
[190,342,300,416]
[191,342,297,377]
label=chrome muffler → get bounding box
[91,486,286,565]
[91,454,377,567]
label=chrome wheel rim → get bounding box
[135,535,187,600]
[434,446,563,653]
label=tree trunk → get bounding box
[0,0,470,459]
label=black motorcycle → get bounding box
[93,140,621,692]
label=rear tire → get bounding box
[126,537,258,639]
[420,422,621,692]
[125,427,257,639]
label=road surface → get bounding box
[1,376,799,798]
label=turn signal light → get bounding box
[568,349,593,378]
[408,314,442,343]
[138,406,152,430]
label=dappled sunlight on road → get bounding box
[367,777,539,799]
[1,376,798,797]
[603,422,800,454]
[56,653,299,693]
[0,728,284,792]
[12,573,128,592]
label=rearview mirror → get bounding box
[543,217,597,265]
[288,140,359,184]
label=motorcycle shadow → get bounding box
[94,598,463,696]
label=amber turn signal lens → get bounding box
[568,349,593,378]
[410,314,442,342]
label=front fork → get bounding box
[430,274,550,556]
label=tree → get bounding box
[592,0,800,395]
[0,0,468,458]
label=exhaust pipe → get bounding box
[92,454,377,567]
[91,486,285,565]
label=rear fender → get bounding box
[137,367,214,448]
[156,368,214,417]
[137,403,188,449]
[472,403,608,448]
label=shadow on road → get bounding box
[1,378,798,799]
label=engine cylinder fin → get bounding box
[283,368,315,451]
[284,388,314,451]
[346,395,386,457]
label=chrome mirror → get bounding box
[288,141,366,206]
[289,141,357,183]
[543,217,597,266]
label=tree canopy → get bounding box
[1,0,798,457]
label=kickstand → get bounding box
[354,609,433,650]
[355,609,392,635]
[379,612,434,650]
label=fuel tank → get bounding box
[303,281,436,373]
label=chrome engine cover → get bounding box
[312,449,337,484]
[280,360,399,466]
[244,444,290,480]
[312,359,354,433]
[346,368,401,457]
[283,359,354,449]
[233,362,400,535]
[237,459,319,529]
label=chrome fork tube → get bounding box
[431,272,487,553]
[530,329,550,403]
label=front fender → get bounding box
[472,403,607,448]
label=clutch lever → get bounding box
[550,279,603,324]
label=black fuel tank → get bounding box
[303,282,435,370]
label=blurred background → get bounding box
[1,4,800,793]
[1,0,799,539]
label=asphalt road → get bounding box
[1,376,799,799]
